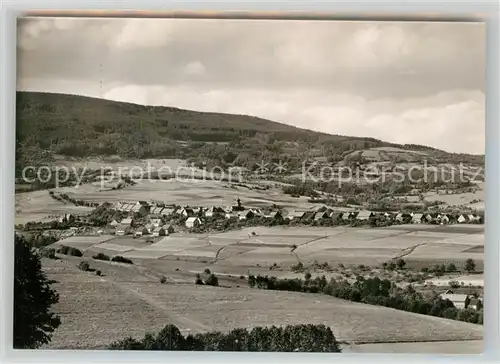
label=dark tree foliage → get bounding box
[108,324,341,352]
[14,235,61,348]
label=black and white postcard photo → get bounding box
[14,17,484,353]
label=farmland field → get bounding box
[48,178,318,210]
[41,256,483,350]
[15,190,93,225]
[49,224,484,275]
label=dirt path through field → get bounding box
[394,242,429,259]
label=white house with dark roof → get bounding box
[205,206,224,218]
[411,213,424,224]
[115,224,131,236]
[341,212,352,221]
[287,210,307,220]
[238,210,254,220]
[152,226,167,237]
[150,206,164,215]
[161,207,175,217]
[121,203,133,212]
[186,217,202,228]
[120,218,133,226]
[355,210,374,221]
[131,202,147,215]
[264,211,283,220]
[314,211,329,221]
[150,218,162,227]
[439,293,470,309]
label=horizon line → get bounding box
[15,89,485,157]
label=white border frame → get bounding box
[1,0,498,363]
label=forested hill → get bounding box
[15,91,484,171]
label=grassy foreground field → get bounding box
[41,256,483,350]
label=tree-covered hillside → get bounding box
[15,91,484,174]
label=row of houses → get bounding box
[108,200,482,226]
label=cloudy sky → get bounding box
[17,17,485,154]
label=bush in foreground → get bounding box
[204,274,219,286]
[78,261,90,272]
[56,245,83,257]
[14,235,61,348]
[108,324,341,352]
[92,252,111,261]
[111,256,133,264]
[39,247,57,259]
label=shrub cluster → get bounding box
[92,253,111,261]
[194,273,219,286]
[248,274,483,325]
[39,247,57,259]
[78,261,90,272]
[57,245,83,257]
[108,324,341,352]
[111,256,133,264]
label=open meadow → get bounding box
[15,189,94,225]
[41,256,483,350]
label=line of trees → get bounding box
[108,323,341,352]
[247,274,483,325]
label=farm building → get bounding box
[423,214,434,223]
[411,213,425,224]
[355,210,374,221]
[150,218,162,227]
[395,213,404,222]
[264,211,283,220]
[314,211,329,221]
[238,210,255,220]
[439,214,450,224]
[250,208,264,217]
[225,212,237,220]
[205,206,224,218]
[286,210,306,220]
[120,218,133,226]
[468,214,481,222]
[186,217,202,228]
[457,214,468,223]
[330,212,342,222]
[150,206,164,215]
[112,202,123,211]
[115,224,131,236]
[131,202,148,215]
[439,293,470,309]
[144,223,154,234]
[161,208,175,217]
[152,226,167,237]
[121,203,133,212]
[341,212,352,221]
[134,226,150,237]
[177,207,194,217]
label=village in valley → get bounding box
[14,151,485,352]
[14,18,486,354]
